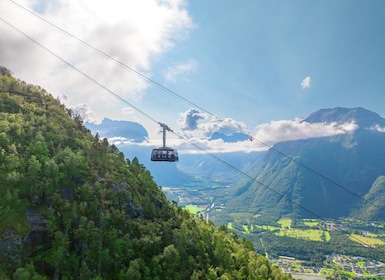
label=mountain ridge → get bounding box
[303,106,385,128]
[217,107,385,221]
[85,117,148,143]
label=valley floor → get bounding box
[162,185,385,279]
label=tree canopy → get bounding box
[0,66,291,279]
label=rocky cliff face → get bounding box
[1,207,48,270]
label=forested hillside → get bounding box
[0,67,291,279]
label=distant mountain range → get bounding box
[86,107,385,221]
[224,107,385,220]
[86,118,148,142]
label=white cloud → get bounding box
[0,0,193,118]
[178,108,207,131]
[172,119,357,153]
[199,117,249,138]
[114,117,359,154]
[253,119,358,147]
[177,108,249,138]
[370,125,385,132]
[176,108,359,153]
[163,58,197,82]
[71,103,100,124]
[301,76,311,89]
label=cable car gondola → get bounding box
[151,123,178,162]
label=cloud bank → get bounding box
[0,0,194,121]
[253,119,357,147]
[144,108,357,153]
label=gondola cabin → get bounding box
[151,122,179,162]
[151,147,178,162]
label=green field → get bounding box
[184,204,206,214]
[349,234,385,246]
[276,228,330,242]
[253,218,330,242]
[277,218,292,228]
[255,225,280,231]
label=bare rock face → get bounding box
[25,207,46,231]
[23,207,50,257]
[0,206,50,270]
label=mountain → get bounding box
[0,67,291,279]
[86,118,148,142]
[219,107,385,221]
[303,107,385,128]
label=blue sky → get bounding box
[1,0,385,152]
[152,1,385,124]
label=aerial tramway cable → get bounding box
[1,13,385,255]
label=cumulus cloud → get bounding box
[178,108,207,131]
[174,107,359,153]
[163,58,197,82]
[301,76,311,89]
[172,119,357,153]
[199,118,249,138]
[253,118,358,147]
[71,103,100,124]
[116,114,359,154]
[177,108,249,138]
[0,0,193,118]
[370,125,385,132]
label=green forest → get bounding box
[0,66,292,279]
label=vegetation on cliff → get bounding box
[0,67,291,279]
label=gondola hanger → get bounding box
[151,122,178,162]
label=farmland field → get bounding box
[249,218,331,241]
[184,204,206,214]
[276,228,330,242]
[349,234,385,246]
[277,218,292,228]
[255,225,280,231]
